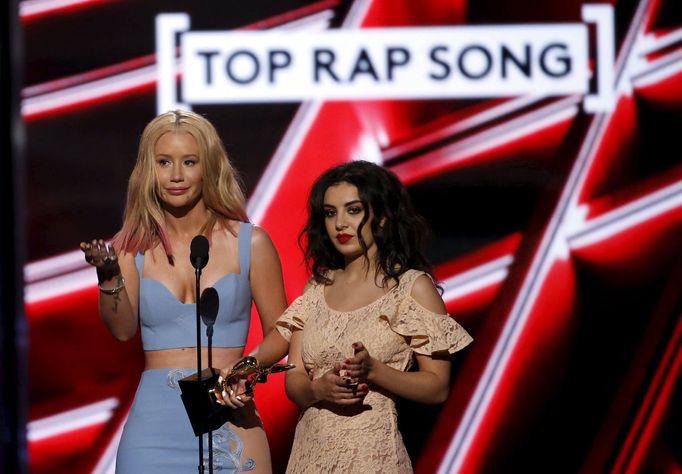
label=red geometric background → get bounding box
[22,0,681,473]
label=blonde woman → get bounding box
[80,110,288,473]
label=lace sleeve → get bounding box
[381,294,472,355]
[275,291,310,342]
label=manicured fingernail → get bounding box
[236,396,242,401]
[218,376,223,383]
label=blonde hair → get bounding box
[112,110,248,256]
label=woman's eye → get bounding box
[184,159,197,166]
[157,159,170,167]
[323,209,336,218]
[348,206,363,215]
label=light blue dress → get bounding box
[115,223,256,473]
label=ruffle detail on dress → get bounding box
[380,295,473,355]
[275,294,308,341]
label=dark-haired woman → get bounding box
[276,161,472,473]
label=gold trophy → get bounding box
[212,356,294,398]
[178,357,294,436]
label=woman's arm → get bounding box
[80,240,139,341]
[346,275,452,405]
[217,226,289,408]
[284,330,368,409]
[247,226,290,366]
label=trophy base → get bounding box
[178,368,232,437]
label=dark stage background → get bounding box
[16,0,682,472]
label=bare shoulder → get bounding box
[249,225,282,271]
[250,224,277,254]
[247,225,286,310]
[409,273,447,315]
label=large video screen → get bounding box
[22,0,681,472]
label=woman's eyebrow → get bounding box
[154,153,198,158]
[323,199,361,207]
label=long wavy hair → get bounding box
[302,160,435,287]
[112,110,248,256]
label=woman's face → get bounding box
[154,131,204,210]
[323,182,376,261]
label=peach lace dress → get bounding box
[276,269,473,474]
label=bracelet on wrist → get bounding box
[99,276,125,295]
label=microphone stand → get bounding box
[195,267,205,474]
[206,323,214,474]
[199,286,219,474]
[190,234,210,474]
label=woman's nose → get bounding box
[335,215,348,230]
[170,164,183,182]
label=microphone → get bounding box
[190,235,209,270]
[200,287,219,338]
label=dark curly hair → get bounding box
[301,160,435,287]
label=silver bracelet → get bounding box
[99,277,125,295]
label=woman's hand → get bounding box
[344,342,376,384]
[80,239,121,283]
[214,369,252,409]
[310,363,368,406]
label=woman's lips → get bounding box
[336,233,352,244]
[166,187,189,195]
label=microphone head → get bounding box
[200,287,219,328]
[190,235,209,270]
